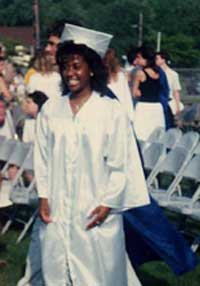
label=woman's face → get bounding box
[24,97,38,118]
[135,53,147,67]
[62,54,92,95]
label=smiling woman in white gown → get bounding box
[34,25,149,286]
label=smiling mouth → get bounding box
[67,79,79,86]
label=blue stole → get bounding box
[123,197,198,275]
[123,135,198,275]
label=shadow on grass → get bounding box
[137,268,170,286]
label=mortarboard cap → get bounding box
[60,24,113,57]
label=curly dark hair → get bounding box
[155,51,170,63]
[56,41,108,94]
[126,45,138,65]
[27,91,48,112]
[137,46,156,67]
[137,45,159,73]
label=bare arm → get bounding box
[173,90,181,115]
[0,77,12,102]
[86,206,111,230]
[39,198,52,224]
[132,70,143,98]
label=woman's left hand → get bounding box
[86,205,111,230]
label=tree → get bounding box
[0,0,200,67]
[0,0,33,26]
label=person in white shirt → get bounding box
[27,52,62,100]
[22,91,48,143]
[156,51,182,122]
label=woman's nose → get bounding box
[65,66,75,77]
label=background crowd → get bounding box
[0,16,199,286]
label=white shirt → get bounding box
[28,72,62,99]
[22,118,36,143]
[0,180,13,208]
[0,116,14,139]
[164,67,181,99]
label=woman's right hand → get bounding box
[39,198,52,224]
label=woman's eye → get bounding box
[73,63,81,69]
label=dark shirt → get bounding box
[139,70,160,103]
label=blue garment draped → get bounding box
[158,67,174,129]
[123,197,198,275]
[123,134,198,275]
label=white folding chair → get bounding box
[141,127,166,154]
[164,154,200,215]
[158,128,182,149]
[142,142,166,184]
[15,147,38,243]
[1,144,38,242]
[1,142,32,232]
[193,142,200,155]
[149,146,191,206]
[6,109,17,139]
[176,131,199,152]
[147,131,199,188]
[146,127,166,143]
[0,139,18,173]
[10,146,36,206]
[1,141,30,176]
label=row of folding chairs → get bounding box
[139,128,200,250]
[139,127,200,221]
[0,136,38,243]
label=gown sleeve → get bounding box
[34,105,49,198]
[101,101,150,211]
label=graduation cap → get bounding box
[60,23,113,57]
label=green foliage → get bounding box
[0,0,199,67]
[0,0,33,26]
[161,34,200,68]
[146,31,200,67]
[0,37,22,55]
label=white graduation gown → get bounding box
[34,91,149,286]
[108,71,135,123]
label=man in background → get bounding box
[0,43,16,87]
[156,51,182,118]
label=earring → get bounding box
[90,72,94,77]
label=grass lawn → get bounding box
[0,226,199,286]
[0,229,30,286]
